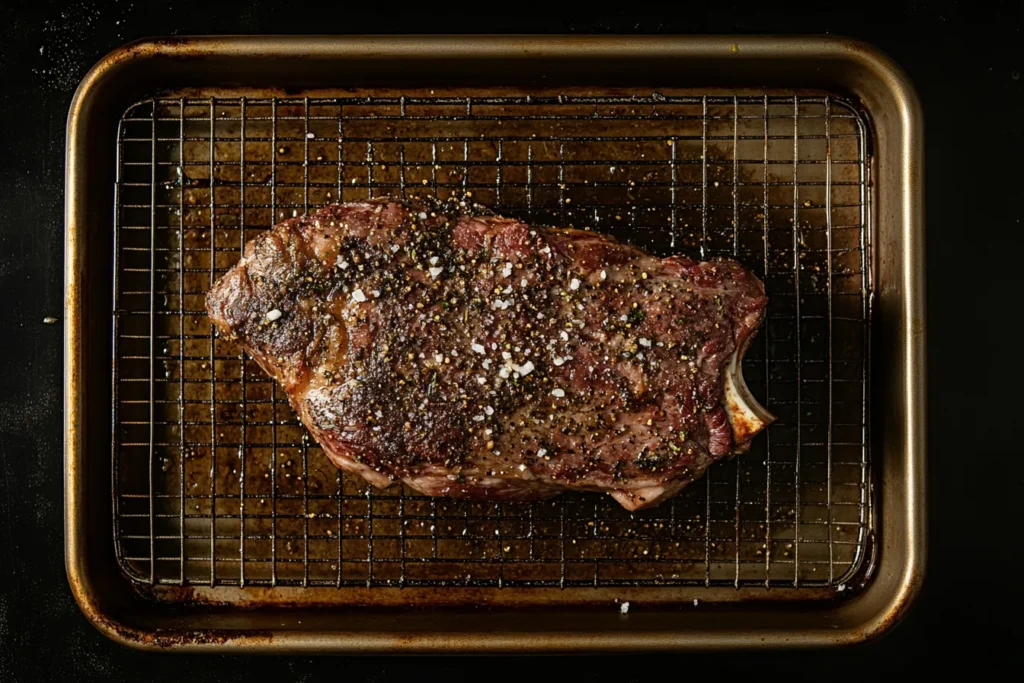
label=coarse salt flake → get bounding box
[537,448,548,457]
[569,278,580,290]
[502,262,513,278]
[337,257,349,269]
[482,359,492,369]
[501,351,512,360]
[351,289,367,303]
[418,211,428,220]
[434,354,444,363]
[517,361,535,376]
[485,406,495,416]
[551,388,565,398]
[471,343,486,354]
[620,601,630,614]
[476,376,487,384]
[639,338,652,347]
[600,270,608,280]
[498,367,511,379]
[560,331,569,342]
[553,357,565,366]
[372,290,381,298]
[473,415,485,422]
[265,309,282,322]
[429,256,439,266]
[429,267,443,279]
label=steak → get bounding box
[206,197,772,511]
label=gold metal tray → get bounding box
[64,35,925,652]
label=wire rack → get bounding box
[112,91,872,591]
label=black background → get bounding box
[1,1,1020,679]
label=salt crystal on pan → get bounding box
[485,406,495,416]
[482,359,492,369]
[337,257,349,269]
[639,338,652,347]
[265,308,282,321]
[418,211,428,220]
[517,361,535,376]
[551,388,565,398]
[476,376,487,384]
[502,262,513,278]
[473,415,485,422]
[306,132,315,139]
[600,270,608,280]
[620,601,630,615]
[429,256,439,266]
[435,354,444,363]
[553,357,565,366]
[351,289,367,303]
[569,278,580,291]
[390,244,400,253]
[498,367,511,379]
[537,448,548,457]
[372,290,381,298]
[560,331,569,342]
[471,343,486,354]
[429,267,443,279]
[501,351,512,360]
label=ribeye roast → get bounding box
[206,197,772,511]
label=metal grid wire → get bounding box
[112,92,872,590]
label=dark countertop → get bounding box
[1,1,1020,679]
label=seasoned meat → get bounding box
[206,197,772,510]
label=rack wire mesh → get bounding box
[112,91,871,591]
